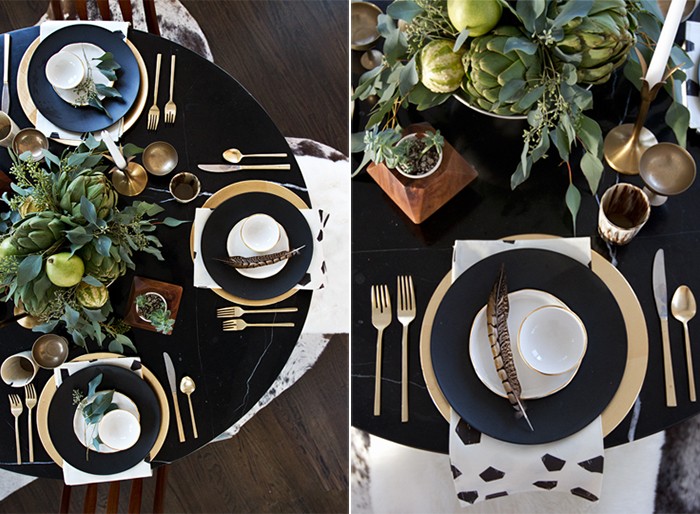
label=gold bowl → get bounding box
[351,2,382,51]
[639,142,696,206]
[12,128,48,161]
[31,334,69,369]
[143,141,178,176]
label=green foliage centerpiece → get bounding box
[353,0,691,230]
[0,135,181,353]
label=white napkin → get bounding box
[36,21,130,142]
[54,357,152,486]
[193,207,327,291]
[684,21,700,131]
[450,238,604,506]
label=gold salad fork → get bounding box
[397,275,416,423]
[371,284,391,416]
[216,306,298,318]
[164,55,176,124]
[24,384,36,463]
[9,394,22,464]
[222,319,295,331]
[147,53,162,131]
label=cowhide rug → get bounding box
[39,0,213,62]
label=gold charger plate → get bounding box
[419,235,649,437]
[36,352,170,467]
[17,36,148,146]
[189,180,309,306]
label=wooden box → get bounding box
[123,276,183,335]
[367,123,478,224]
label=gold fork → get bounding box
[147,53,162,131]
[397,275,416,423]
[223,319,295,331]
[24,384,36,463]
[216,306,298,318]
[371,284,391,416]
[164,54,176,124]
[9,394,22,464]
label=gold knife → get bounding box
[163,352,186,442]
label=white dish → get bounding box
[241,213,280,253]
[519,305,588,376]
[52,43,114,107]
[98,409,141,451]
[73,391,139,453]
[226,217,289,279]
[469,289,580,399]
[45,50,84,90]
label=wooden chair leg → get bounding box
[59,484,72,514]
[106,482,120,514]
[75,0,88,20]
[128,478,143,514]
[118,0,133,23]
[83,483,98,514]
[96,0,112,20]
[49,0,64,20]
[142,0,160,36]
[152,466,169,514]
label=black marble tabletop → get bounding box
[0,26,311,478]
[351,13,700,453]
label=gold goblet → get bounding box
[639,142,696,206]
[603,79,664,175]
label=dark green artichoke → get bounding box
[79,244,126,284]
[55,170,118,220]
[553,0,636,85]
[461,26,543,116]
[9,211,66,255]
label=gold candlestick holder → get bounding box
[111,162,148,197]
[603,78,665,175]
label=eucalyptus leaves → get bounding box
[73,373,117,458]
[0,135,185,353]
[353,0,691,230]
[73,51,122,119]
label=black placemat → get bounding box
[27,25,139,132]
[48,364,160,475]
[431,248,627,444]
[200,192,313,301]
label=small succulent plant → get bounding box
[135,293,174,335]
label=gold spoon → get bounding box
[222,148,287,164]
[179,376,198,439]
[672,285,697,402]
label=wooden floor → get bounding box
[0,1,349,512]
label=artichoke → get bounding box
[461,26,543,116]
[9,211,66,255]
[420,40,466,93]
[79,244,126,284]
[55,170,118,220]
[553,0,636,85]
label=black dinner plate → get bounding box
[27,25,140,132]
[201,192,314,301]
[431,249,627,444]
[48,364,160,474]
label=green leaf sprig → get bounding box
[77,373,118,458]
[72,51,122,119]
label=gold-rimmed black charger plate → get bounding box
[420,238,648,439]
[430,248,627,444]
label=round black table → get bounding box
[0,26,312,478]
[351,10,700,454]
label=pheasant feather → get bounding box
[214,245,305,269]
[486,265,534,431]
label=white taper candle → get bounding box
[646,0,685,87]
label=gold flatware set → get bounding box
[371,276,415,422]
[148,53,177,131]
[218,305,297,331]
[7,384,37,464]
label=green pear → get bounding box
[447,0,502,37]
[46,252,85,288]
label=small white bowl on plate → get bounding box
[241,214,280,253]
[518,305,588,376]
[74,392,140,453]
[469,289,580,399]
[98,409,141,451]
[45,50,85,90]
[227,216,289,279]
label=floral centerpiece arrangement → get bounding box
[353,0,690,229]
[0,135,183,353]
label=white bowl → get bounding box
[240,214,280,253]
[518,305,587,376]
[98,409,141,451]
[45,50,85,90]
